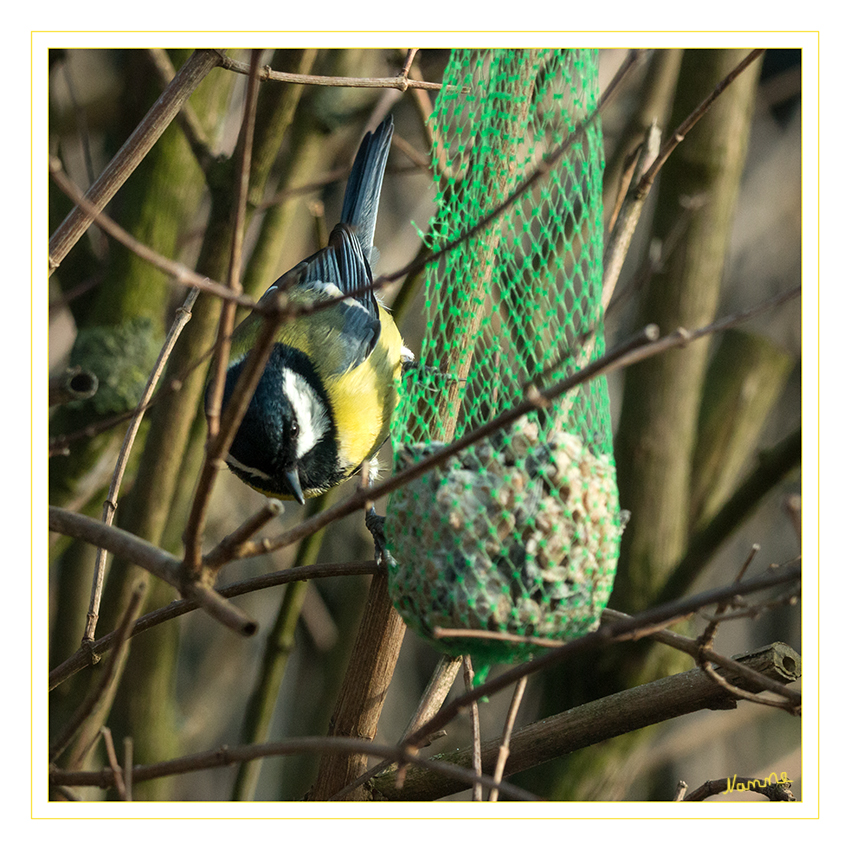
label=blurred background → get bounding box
[48,47,802,802]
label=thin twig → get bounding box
[50,584,145,764]
[689,537,800,717]
[217,52,446,92]
[697,589,800,622]
[84,288,199,644]
[463,656,483,801]
[100,727,128,801]
[431,628,567,649]
[183,49,263,575]
[489,676,528,802]
[634,49,765,199]
[49,160,256,309]
[205,49,261,443]
[144,48,216,174]
[698,663,798,712]
[601,121,662,310]
[400,563,801,752]
[601,607,802,709]
[697,544,759,644]
[48,506,258,637]
[605,141,641,233]
[202,500,284,567]
[399,49,419,79]
[48,49,223,276]
[49,559,381,691]
[50,735,540,802]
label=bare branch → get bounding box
[489,676,528,802]
[463,656,484,801]
[49,559,381,691]
[85,288,199,643]
[144,48,217,173]
[372,641,800,800]
[50,735,540,802]
[48,506,258,637]
[48,160,256,308]
[183,50,263,574]
[400,563,801,753]
[100,727,128,801]
[601,607,802,709]
[217,51,446,92]
[48,49,223,275]
[50,584,145,764]
[602,121,662,309]
[634,49,765,199]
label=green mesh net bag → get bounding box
[385,49,625,674]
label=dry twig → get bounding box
[463,656,484,801]
[50,584,145,765]
[217,51,445,92]
[400,563,801,754]
[84,288,199,643]
[50,735,539,802]
[48,49,223,275]
[183,50,263,576]
[489,676,528,802]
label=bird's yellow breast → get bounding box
[326,304,404,476]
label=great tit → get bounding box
[210,114,410,505]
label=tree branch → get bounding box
[217,52,446,91]
[49,736,539,802]
[49,559,381,691]
[84,288,199,643]
[48,506,257,637]
[399,562,801,753]
[48,49,223,275]
[371,642,800,800]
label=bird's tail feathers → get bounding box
[340,114,394,263]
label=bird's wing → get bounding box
[255,225,381,376]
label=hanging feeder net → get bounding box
[385,49,626,673]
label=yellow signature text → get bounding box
[722,772,792,794]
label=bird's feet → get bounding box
[365,507,389,568]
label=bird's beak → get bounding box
[285,466,306,505]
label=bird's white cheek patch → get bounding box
[282,368,330,459]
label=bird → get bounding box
[209,114,411,505]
